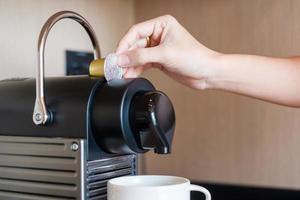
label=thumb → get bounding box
[117,46,163,68]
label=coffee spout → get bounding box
[130,91,175,154]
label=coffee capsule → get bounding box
[89,53,123,81]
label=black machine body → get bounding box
[0,76,175,158]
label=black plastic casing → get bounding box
[0,76,160,156]
[0,76,176,158]
[91,78,155,154]
[0,76,96,138]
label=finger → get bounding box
[116,16,167,54]
[123,67,144,78]
[128,37,149,50]
[118,46,163,68]
[116,21,154,54]
[123,63,153,78]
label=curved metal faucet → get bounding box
[33,11,101,125]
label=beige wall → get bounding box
[136,0,300,189]
[0,0,134,79]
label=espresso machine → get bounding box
[0,11,175,200]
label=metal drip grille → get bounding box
[86,155,136,200]
[0,136,83,200]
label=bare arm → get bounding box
[208,55,300,107]
[116,15,300,107]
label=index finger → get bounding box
[116,16,167,54]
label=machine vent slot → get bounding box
[0,136,82,200]
[86,155,136,200]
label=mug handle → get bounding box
[189,184,211,200]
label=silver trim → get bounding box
[80,140,87,200]
[33,11,101,125]
[0,136,85,199]
[0,136,137,199]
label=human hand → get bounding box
[116,15,220,90]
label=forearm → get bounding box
[206,54,300,107]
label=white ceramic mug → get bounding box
[108,175,211,200]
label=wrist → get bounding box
[204,53,240,91]
[197,50,225,90]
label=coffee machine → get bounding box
[0,11,175,200]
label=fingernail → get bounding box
[117,54,130,66]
